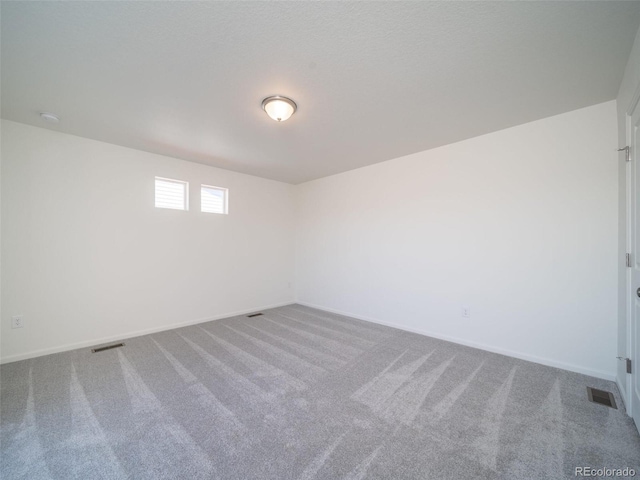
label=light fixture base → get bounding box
[40,112,60,123]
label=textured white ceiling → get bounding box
[2,2,640,184]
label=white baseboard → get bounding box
[616,375,630,415]
[296,301,616,382]
[0,301,295,365]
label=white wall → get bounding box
[1,120,295,363]
[616,25,640,406]
[295,101,619,380]
[1,102,621,379]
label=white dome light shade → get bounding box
[262,96,297,122]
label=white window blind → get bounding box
[155,177,188,210]
[201,185,228,214]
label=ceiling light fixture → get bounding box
[40,112,60,123]
[261,96,297,122]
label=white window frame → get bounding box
[155,177,189,211]
[200,184,228,214]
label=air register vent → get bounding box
[247,313,263,318]
[91,343,125,353]
[587,387,617,409]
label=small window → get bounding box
[155,177,188,210]
[201,185,228,214]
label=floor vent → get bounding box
[247,313,263,318]
[91,343,125,353]
[587,387,617,409]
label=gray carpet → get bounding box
[1,304,639,479]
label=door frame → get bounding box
[623,83,640,426]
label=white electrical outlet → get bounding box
[12,315,24,329]
[461,306,470,318]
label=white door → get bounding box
[629,95,640,432]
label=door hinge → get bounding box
[626,253,632,268]
[618,146,630,162]
[617,357,632,374]
[627,359,632,374]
